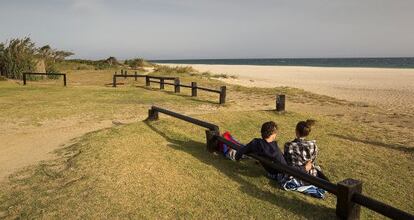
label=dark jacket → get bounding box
[235,138,306,183]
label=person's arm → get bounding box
[283,142,293,165]
[235,139,256,161]
[293,161,312,173]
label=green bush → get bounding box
[45,63,60,79]
[0,37,74,80]
[67,57,120,70]
[0,37,37,79]
[124,58,153,69]
[153,65,195,74]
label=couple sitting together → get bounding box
[218,120,328,198]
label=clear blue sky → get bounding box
[1,0,413,59]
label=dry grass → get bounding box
[0,69,412,219]
[1,111,413,219]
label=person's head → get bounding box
[296,119,316,138]
[261,121,278,141]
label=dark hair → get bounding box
[261,121,278,139]
[296,119,316,137]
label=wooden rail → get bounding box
[146,106,414,220]
[147,78,226,104]
[113,71,227,104]
[148,106,219,131]
[23,72,67,86]
[112,73,146,87]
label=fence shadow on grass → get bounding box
[330,133,414,154]
[144,121,335,219]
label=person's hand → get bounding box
[305,161,313,172]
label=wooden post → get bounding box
[336,178,362,220]
[160,78,165,89]
[206,130,220,152]
[113,75,116,87]
[276,94,286,112]
[191,82,197,97]
[147,109,159,121]
[174,78,180,93]
[134,71,137,81]
[146,76,150,86]
[63,74,67,86]
[23,73,26,85]
[219,86,226,104]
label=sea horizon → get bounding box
[151,57,414,68]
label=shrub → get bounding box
[0,37,37,79]
[0,37,74,80]
[153,65,195,75]
[45,63,60,79]
[105,57,119,66]
[213,73,228,78]
[39,44,73,79]
[67,57,121,70]
[197,71,239,79]
[124,58,153,69]
[201,71,213,77]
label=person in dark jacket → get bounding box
[235,121,312,185]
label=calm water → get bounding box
[152,57,414,68]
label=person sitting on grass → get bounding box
[217,131,243,160]
[284,119,328,180]
[218,121,326,198]
[233,121,312,184]
[282,119,328,198]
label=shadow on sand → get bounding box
[144,120,335,219]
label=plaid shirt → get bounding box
[284,137,319,177]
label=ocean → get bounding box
[151,57,414,68]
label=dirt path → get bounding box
[0,118,137,182]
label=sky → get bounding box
[0,0,413,60]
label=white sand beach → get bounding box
[159,64,414,114]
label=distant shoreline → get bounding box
[151,57,414,69]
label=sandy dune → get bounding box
[160,64,414,114]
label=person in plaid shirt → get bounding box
[284,120,328,181]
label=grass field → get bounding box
[0,67,413,219]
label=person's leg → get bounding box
[282,178,326,199]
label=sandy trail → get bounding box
[160,64,414,114]
[0,118,135,181]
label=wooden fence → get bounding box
[113,71,226,104]
[112,72,146,87]
[146,106,414,220]
[23,72,67,86]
